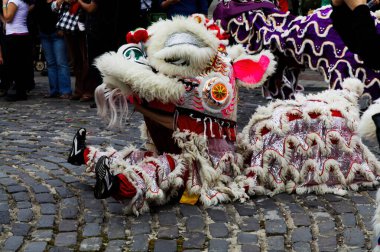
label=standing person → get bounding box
[331,0,380,70]
[160,0,208,19]
[113,0,141,48]
[53,0,88,101]
[0,14,9,97]
[75,0,117,102]
[33,0,72,99]
[2,0,34,101]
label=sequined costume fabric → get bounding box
[214,1,380,102]
[237,87,380,196]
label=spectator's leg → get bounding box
[40,32,59,96]
[52,32,72,97]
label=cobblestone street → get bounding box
[0,70,379,251]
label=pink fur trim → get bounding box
[233,55,270,85]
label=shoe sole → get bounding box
[94,156,111,199]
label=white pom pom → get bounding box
[341,78,364,96]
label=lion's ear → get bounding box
[233,50,276,89]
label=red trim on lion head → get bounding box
[126,28,149,44]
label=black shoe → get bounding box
[372,113,380,149]
[67,128,86,165]
[94,156,114,199]
[5,93,27,102]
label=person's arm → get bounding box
[51,0,64,11]
[2,0,18,23]
[350,3,380,69]
[78,0,97,13]
[344,0,366,9]
[331,1,358,51]
[161,0,179,9]
[134,102,174,130]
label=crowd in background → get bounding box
[0,0,377,103]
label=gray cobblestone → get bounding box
[180,204,202,217]
[341,213,357,227]
[265,219,287,235]
[291,213,311,226]
[35,193,55,204]
[18,209,34,222]
[237,232,258,245]
[344,227,365,247]
[31,185,50,193]
[12,223,31,236]
[105,240,126,252]
[292,242,311,252]
[79,237,102,251]
[7,185,27,193]
[239,217,260,232]
[158,211,177,226]
[84,211,104,223]
[157,226,179,239]
[131,234,149,252]
[13,192,30,201]
[317,236,337,251]
[241,244,260,252]
[82,223,101,237]
[267,236,285,251]
[55,187,75,198]
[107,202,124,215]
[330,201,355,213]
[32,229,54,241]
[234,203,257,216]
[58,220,78,232]
[0,178,17,186]
[207,209,229,223]
[41,203,57,215]
[0,202,8,211]
[183,232,206,249]
[2,236,24,251]
[209,223,229,238]
[154,239,177,252]
[186,216,205,232]
[291,227,312,243]
[131,222,151,235]
[17,201,32,209]
[54,232,77,247]
[318,221,336,235]
[37,215,55,228]
[0,211,11,224]
[108,217,126,239]
[208,239,229,252]
[24,242,47,252]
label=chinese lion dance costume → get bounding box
[67,14,380,215]
[213,0,380,103]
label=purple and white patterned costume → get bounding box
[214,0,380,102]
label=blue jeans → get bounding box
[40,32,72,95]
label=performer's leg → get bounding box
[92,155,138,199]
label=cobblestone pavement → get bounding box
[0,70,379,252]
